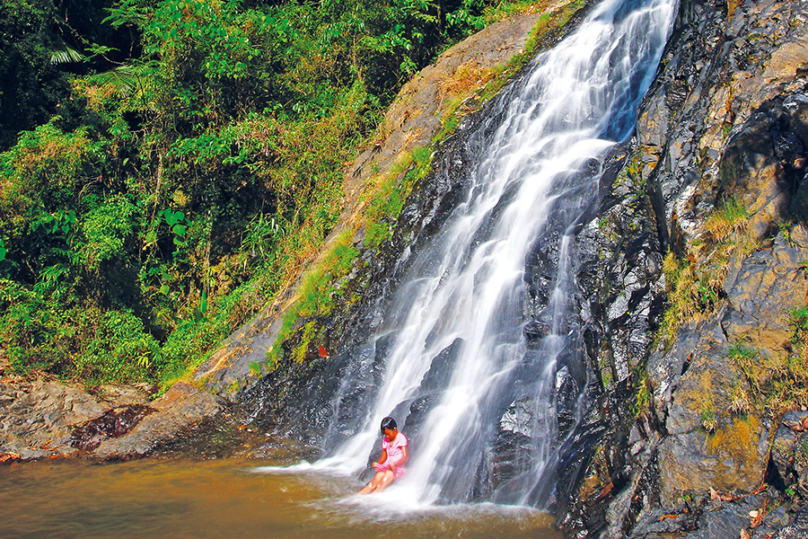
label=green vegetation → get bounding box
[266,142,435,366]
[700,405,717,433]
[726,307,808,417]
[477,0,585,104]
[0,0,538,388]
[630,374,651,417]
[266,229,360,365]
[660,198,756,345]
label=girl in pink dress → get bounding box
[358,417,408,494]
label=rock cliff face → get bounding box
[556,0,808,536]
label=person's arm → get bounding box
[373,449,389,470]
[388,446,408,472]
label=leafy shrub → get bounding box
[0,279,158,383]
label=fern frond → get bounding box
[50,46,85,65]
[86,63,156,97]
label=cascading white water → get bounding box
[305,0,676,505]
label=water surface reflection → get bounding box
[0,458,561,538]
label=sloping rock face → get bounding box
[92,383,220,460]
[192,10,546,399]
[0,357,150,460]
[556,0,808,536]
[0,356,221,462]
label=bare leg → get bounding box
[374,469,395,493]
[358,471,386,494]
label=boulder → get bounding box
[769,504,808,539]
[770,412,808,497]
[93,383,221,460]
[0,371,149,460]
[722,227,808,357]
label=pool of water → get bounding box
[0,458,562,539]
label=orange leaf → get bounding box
[750,483,767,495]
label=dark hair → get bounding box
[380,417,397,434]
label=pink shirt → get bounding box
[381,433,407,479]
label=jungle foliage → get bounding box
[0,0,528,387]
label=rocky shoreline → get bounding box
[0,354,220,462]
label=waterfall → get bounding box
[293,0,676,506]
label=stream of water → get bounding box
[287,0,676,506]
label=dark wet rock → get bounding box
[556,365,582,439]
[770,504,808,539]
[401,394,435,446]
[71,404,155,451]
[93,383,221,460]
[491,427,534,491]
[771,412,808,497]
[556,0,808,534]
[417,339,463,392]
[242,344,378,450]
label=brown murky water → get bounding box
[0,458,563,539]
